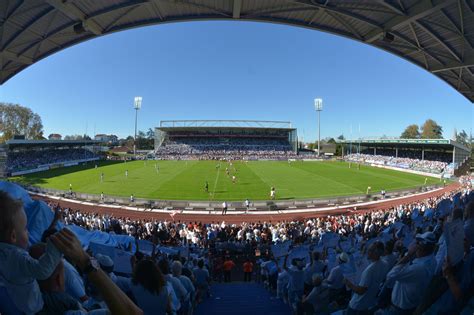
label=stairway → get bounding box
[195,282,292,315]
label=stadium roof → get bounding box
[6,139,100,146]
[339,138,471,152]
[1,1,474,102]
[159,120,293,128]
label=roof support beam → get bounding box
[0,50,33,64]
[374,0,406,15]
[365,0,455,43]
[431,54,474,72]
[146,0,164,20]
[415,21,460,62]
[324,10,363,40]
[233,0,242,19]
[292,0,382,30]
[46,0,103,35]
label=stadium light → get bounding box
[314,98,323,156]
[133,96,143,157]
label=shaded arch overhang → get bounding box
[1,0,474,102]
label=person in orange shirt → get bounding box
[243,258,253,282]
[223,256,236,282]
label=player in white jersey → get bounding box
[270,187,276,200]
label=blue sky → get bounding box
[0,21,472,141]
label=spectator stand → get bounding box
[339,138,471,178]
[4,139,103,176]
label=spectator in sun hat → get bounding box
[324,252,350,303]
[385,231,437,314]
[96,254,114,274]
[325,252,349,291]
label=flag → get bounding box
[169,210,180,219]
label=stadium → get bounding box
[0,1,474,315]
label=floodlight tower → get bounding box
[314,98,323,156]
[133,96,142,157]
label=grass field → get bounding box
[12,160,440,201]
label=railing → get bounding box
[24,183,443,211]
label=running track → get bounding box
[32,183,459,224]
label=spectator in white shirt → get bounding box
[345,241,388,314]
[303,251,326,292]
[385,231,437,314]
[325,252,349,290]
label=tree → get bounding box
[327,138,336,144]
[0,103,44,141]
[337,134,345,140]
[421,119,443,139]
[401,124,420,139]
[456,129,469,146]
[136,130,154,150]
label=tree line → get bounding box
[400,119,470,146]
[400,119,443,139]
[0,103,44,142]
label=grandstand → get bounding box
[4,139,101,176]
[154,120,298,159]
[341,138,471,177]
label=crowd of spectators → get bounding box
[1,176,473,314]
[155,137,301,160]
[359,149,452,163]
[6,149,98,173]
[346,153,449,174]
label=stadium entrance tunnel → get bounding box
[1,1,474,102]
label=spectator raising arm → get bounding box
[50,228,143,315]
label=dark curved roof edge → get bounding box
[1,0,473,102]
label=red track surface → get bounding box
[33,184,459,224]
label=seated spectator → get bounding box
[277,267,289,304]
[423,237,474,314]
[324,252,348,291]
[283,255,305,311]
[303,251,326,293]
[158,259,188,314]
[193,259,210,303]
[171,260,195,313]
[299,275,329,315]
[51,229,144,315]
[29,243,92,314]
[128,259,171,315]
[345,241,387,314]
[0,191,62,314]
[385,231,437,314]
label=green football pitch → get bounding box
[12,160,440,201]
